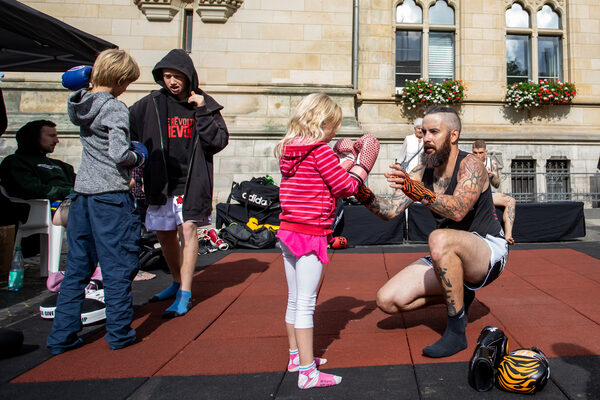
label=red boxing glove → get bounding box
[333,138,356,171]
[349,134,380,184]
[400,172,437,205]
[330,236,348,249]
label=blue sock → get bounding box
[165,290,191,316]
[152,281,180,301]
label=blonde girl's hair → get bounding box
[274,93,342,157]
[90,49,140,88]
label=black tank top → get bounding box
[422,150,503,237]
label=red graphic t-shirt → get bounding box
[166,98,196,195]
[168,116,194,139]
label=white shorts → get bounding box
[421,232,508,290]
[145,195,210,231]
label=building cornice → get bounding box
[196,0,243,23]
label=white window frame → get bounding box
[394,0,459,93]
[505,1,567,84]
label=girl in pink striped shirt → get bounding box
[275,93,364,389]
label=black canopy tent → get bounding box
[0,0,117,72]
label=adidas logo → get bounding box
[242,193,270,207]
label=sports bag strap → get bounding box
[252,202,280,224]
[225,181,237,221]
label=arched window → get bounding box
[506,2,564,84]
[396,0,422,23]
[506,3,530,28]
[395,0,457,87]
[537,5,560,29]
[429,0,454,25]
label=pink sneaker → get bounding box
[298,362,342,389]
[288,351,327,372]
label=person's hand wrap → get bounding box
[354,184,375,206]
[131,141,148,168]
[62,66,92,91]
[333,138,356,171]
[400,170,437,205]
[349,134,379,184]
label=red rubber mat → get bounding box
[13,248,600,383]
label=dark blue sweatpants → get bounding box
[47,192,140,352]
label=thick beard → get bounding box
[420,135,451,168]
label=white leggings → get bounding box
[281,242,323,329]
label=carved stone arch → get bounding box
[444,0,458,12]
[504,0,532,15]
[533,0,564,15]
[394,0,427,9]
[426,0,457,10]
[504,0,564,14]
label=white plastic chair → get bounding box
[0,185,64,277]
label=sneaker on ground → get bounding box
[40,293,59,320]
[82,279,106,325]
[39,279,106,325]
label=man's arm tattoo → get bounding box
[506,197,515,224]
[367,190,412,220]
[490,160,501,189]
[427,156,486,221]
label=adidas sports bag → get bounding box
[229,177,279,210]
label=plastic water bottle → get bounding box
[8,246,24,291]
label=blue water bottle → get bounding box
[8,246,24,291]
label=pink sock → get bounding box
[287,349,327,372]
[298,361,342,389]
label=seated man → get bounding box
[0,120,75,203]
[471,140,516,245]
[356,106,509,358]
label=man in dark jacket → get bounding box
[129,49,229,318]
[0,120,75,202]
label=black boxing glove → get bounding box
[468,326,509,391]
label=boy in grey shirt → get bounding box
[47,49,146,354]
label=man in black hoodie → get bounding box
[130,49,229,318]
[0,120,75,202]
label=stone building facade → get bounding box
[1,0,599,208]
